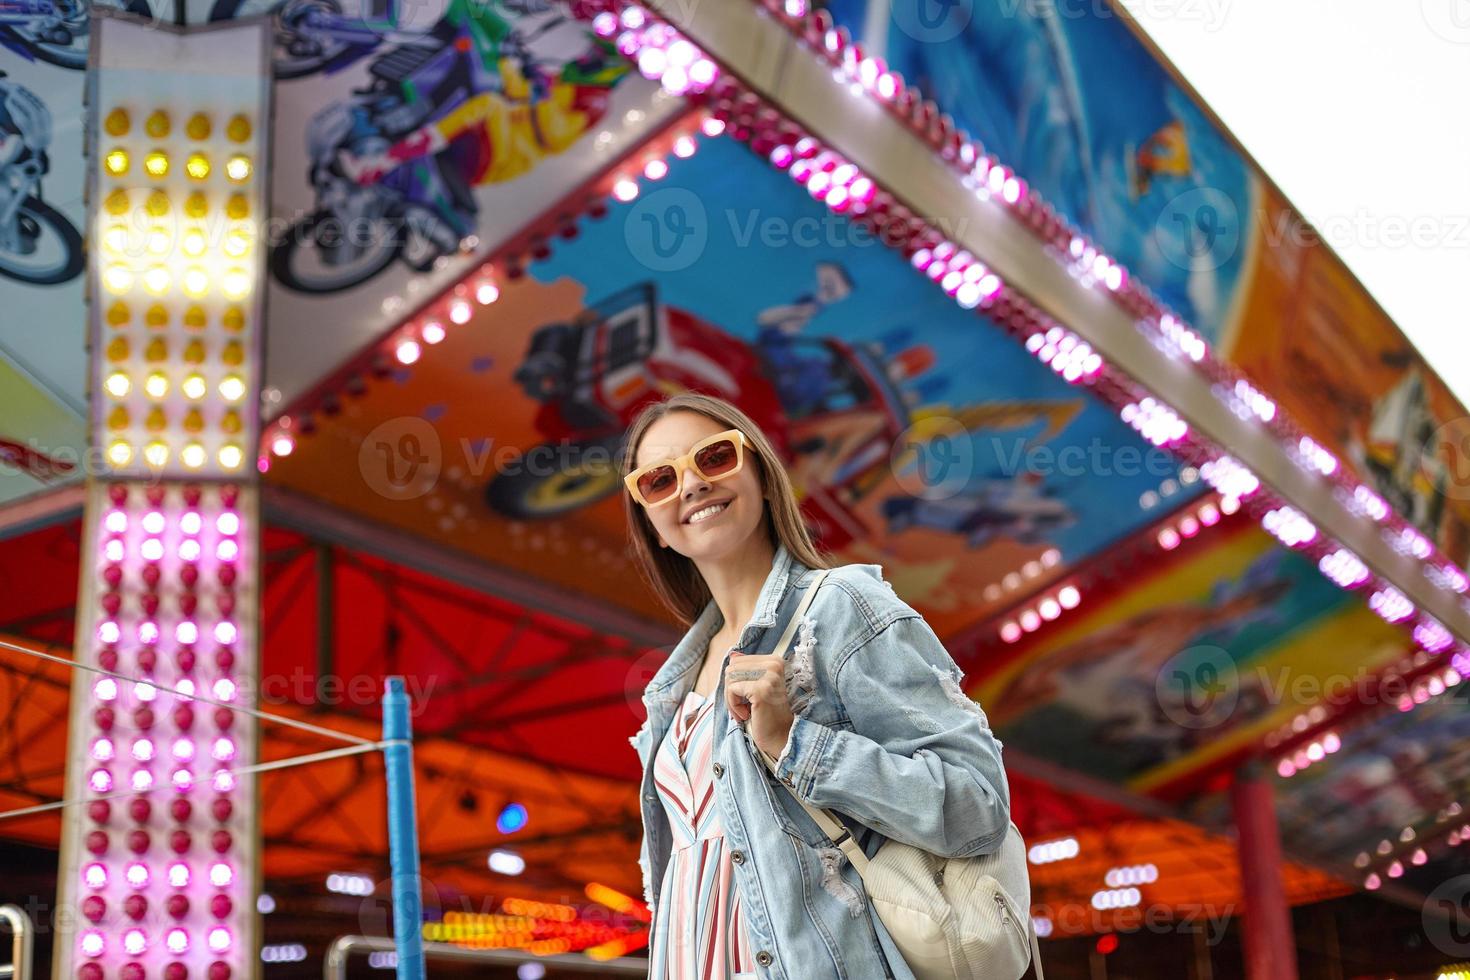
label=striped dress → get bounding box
[647,689,758,979]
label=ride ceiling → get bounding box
[1,0,1469,923]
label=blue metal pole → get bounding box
[382,676,426,980]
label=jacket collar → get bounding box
[644,541,800,698]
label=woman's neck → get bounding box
[695,533,777,651]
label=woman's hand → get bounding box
[725,650,793,761]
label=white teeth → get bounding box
[686,501,729,524]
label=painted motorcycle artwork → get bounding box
[0,70,83,285]
[0,0,156,70]
[268,0,631,294]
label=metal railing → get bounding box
[0,905,34,980]
[324,935,647,979]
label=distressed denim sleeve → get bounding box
[771,612,1011,858]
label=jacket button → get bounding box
[731,850,745,865]
[644,793,656,802]
[756,950,772,966]
[713,762,725,778]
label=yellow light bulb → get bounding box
[104,372,131,398]
[219,375,245,402]
[106,302,130,327]
[144,304,169,329]
[223,228,251,258]
[184,192,208,219]
[218,444,243,470]
[144,111,170,138]
[143,440,169,468]
[107,441,133,466]
[104,149,130,176]
[142,265,170,295]
[103,264,133,294]
[107,405,130,431]
[221,307,245,332]
[224,155,252,182]
[104,108,130,137]
[146,229,171,255]
[220,268,250,300]
[106,337,130,363]
[144,337,168,362]
[182,229,207,257]
[224,194,249,220]
[103,224,131,254]
[181,443,206,469]
[221,410,242,434]
[183,408,204,433]
[221,341,244,366]
[144,191,170,217]
[144,152,169,178]
[183,306,207,330]
[185,154,210,180]
[182,374,207,400]
[182,267,208,298]
[144,372,168,399]
[226,114,252,143]
[104,189,131,216]
[183,339,205,364]
[146,406,167,431]
[186,113,211,141]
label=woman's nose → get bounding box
[680,464,712,498]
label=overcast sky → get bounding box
[1126,0,1470,406]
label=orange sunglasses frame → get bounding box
[623,428,748,508]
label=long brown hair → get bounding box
[620,393,835,625]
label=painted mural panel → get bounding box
[265,135,1197,636]
[824,0,1470,569]
[972,522,1407,790]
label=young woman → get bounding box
[621,392,1011,980]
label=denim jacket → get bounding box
[629,542,1011,979]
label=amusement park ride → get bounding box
[0,0,1468,978]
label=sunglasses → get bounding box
[624,429,748,508]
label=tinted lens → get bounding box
[693,438,739,478]
[635,464,679,504]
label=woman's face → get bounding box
[632,411,767,562]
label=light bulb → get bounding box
[185,154,210,180]
[105,372,131,398]
[144,151,169,178]
[143,440,168,468]
[219,375,245,402]
[181,443,206,469]
[218,444,243,470]
[182,373,206,400]
[144,372,168,399]
[225,155,252,182]
[105,149,130,175]
[104,265,134,294]
[107,441,133,466]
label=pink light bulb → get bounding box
[689,58,717,87]
[209,862,233,887]
[999,622,1022,643]
[104,540,125,563]
[636,46,666,79]
[81,931,105,958]
[139,621,160,645]
[212,737,236,762]
[673,135,696,158]
[172,769,194,791]
[91,738,115,762]
[475,282,500,305]
[180,512,202,536]
[142,511,165,535]
[208,927,231,953]
[98,621,121,645]
[213,770,236,793]
[124,929,147,956]
[95,678,119,702]
[643,158,669,180]
[449,300,472,324]
[89,769,113,794]
[179,539,202,562]
[421,321,446,344]
[173,738,196,761]
[176,621,200,645]
[216,540,239,563]
[213,678,236,702]
[135,682,157,703]
[84,863,108,889]
[125,862,150,888]
[166,928,190,955]
[393,341,420,366]
[141,539,165,561]
[105,511,128,534]
[168,862,191,888]
[132,769,154,793]
[216,512,240,536]
[214,622,238,645]
[612,178,639,203]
